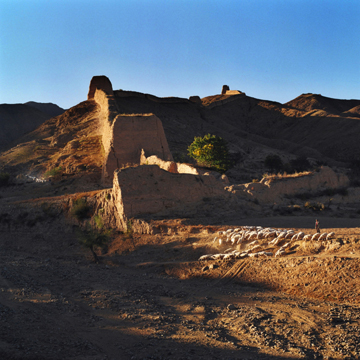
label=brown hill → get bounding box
[25,101,65,117]
[286,93,360,115]
[0,104,50,149]
[0,102,65,150]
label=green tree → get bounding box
[187,134,231,173]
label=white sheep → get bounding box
[199,255,213,261]
[326,232,335,240]
[223,253,235,260]
[236,236,244,245]
[248,232,258,240]
[218,238,222,246]
[296,232,305,240]
[303,235,311,241]
[275,249,286,257]
[248,240,259,247]
[265,231,276,239]
[249,245,262,252]
[268,238,278,245]
[290,234,298,242]
[250,251,273,257]
[318,233,328,241]
[311,233,320,241]
[211,254,225,260]
[269,237,282,245]
[237,252,248,258]
[212,236,218,243]
[273,237,283,246]
[248,252,258,258]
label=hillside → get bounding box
[286,93,360,116]
[25,101,65,117]
[0,102,65,150]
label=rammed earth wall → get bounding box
[88,76,173,185]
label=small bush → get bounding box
[304,201,325,211]
[125,219,133,237]
[0,172,10,186]
[44,167,62,178]
[77,220,112,262]
[70,198,91,221]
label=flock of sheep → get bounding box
[199,226,335,262]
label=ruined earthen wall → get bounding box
[232,166,349,203]
[88,77,173,185]
[140,150,177,173]
[111,165,228,227]
[101,114,173,184]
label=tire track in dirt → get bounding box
[213,259,250,287]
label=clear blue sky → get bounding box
[1,0,359,109]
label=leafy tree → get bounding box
[187,134,231,173]
[264,154,283,172]
[77,215,112,263]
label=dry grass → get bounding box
[262,170,313,182]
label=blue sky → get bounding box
[1,0,359,109]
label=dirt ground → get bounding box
[1,204,360,360]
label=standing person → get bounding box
[315,219,320,233]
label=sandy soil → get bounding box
[1,208,360,360]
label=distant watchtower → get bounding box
[221,85,230,95]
